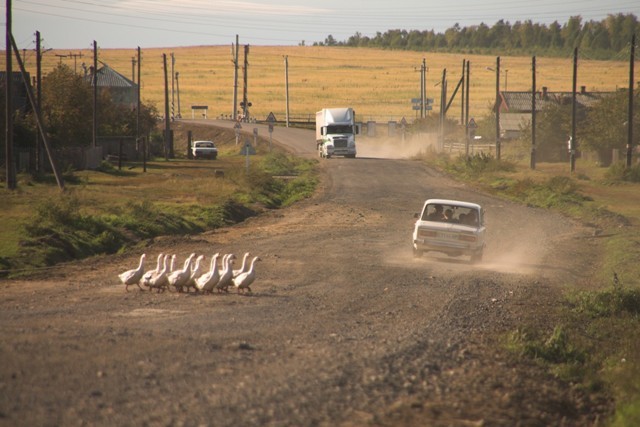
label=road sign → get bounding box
[266,112,276,123]
[253,127,258,136]
[234,122,242,130]
[468,118,478,129]
[241,141,256,155]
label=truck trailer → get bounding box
[316,108,358,158]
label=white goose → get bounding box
[169,254,177,272]
[168,253,195,292]
[118,253,146,292]
[195,253,221,294]
[148,254,170,292]
[233,256,261,294]
[233,252,251,278]
[215,253,236,293]
[185,254,205,293]
[141,253,164,288]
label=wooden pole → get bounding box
[284,55,290,127]
[465,59,470,158]
[232,34,239,120]
[627,34,635,168]
[10,34,64,190]
[495,56,501,160]
[36,30,43,173]
[460,59,465,125]
[5,0,16,189]
[570,47,578,173]
[531,56,537,170]
[93,40,98,148]
[163,53,170,160]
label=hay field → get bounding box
[11,45,632,124]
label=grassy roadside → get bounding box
[425,151,640,426]
[0,125,318,277]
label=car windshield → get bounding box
[422,204,479,226]
[196,142,214,148]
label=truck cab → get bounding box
[316,108,358,158]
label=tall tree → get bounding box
[41,64,93,147]
[581,90,639,165]
[562,16,583,49]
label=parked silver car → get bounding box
[412,198,486,263]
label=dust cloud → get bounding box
[382,218,555,276]
[358,133,439,159]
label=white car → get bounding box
[192,140,218,159]
[412,198,486,263]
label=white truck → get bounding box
[316,108,358,158]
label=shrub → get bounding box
[606,162,640,183]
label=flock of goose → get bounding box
[117,252,261,294]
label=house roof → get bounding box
[500,89,613,113]
[84,64,136,89]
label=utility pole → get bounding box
[465,60,470,157]
[242,44,249,120]
[439,68,447,151]
[163,53,170,160]
[131,55,136,82]
[420,58,425,119]
[495,56,501,160]
[423,58,427,118]
[175,71,181,119]
[460,59,465,125]
[5,0,16,189]
[92,40,98,148]
[570,47,578,173]
[11,34,64,189]
[284,55,289,127]
[68,52,83,74]
[170,52,175,120]
[531,55,537,170]
[232,34,239,120]
[35,30,42,173]
[136,46,143,171]
[626,33,635,168]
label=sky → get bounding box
[5,0,640,50]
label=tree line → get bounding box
[316,13,639,59]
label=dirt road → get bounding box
[0,125,607,426]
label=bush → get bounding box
[571,281,640,318]
[444,152,515,178]
[606,162,640,183]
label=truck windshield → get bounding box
[326,125,353,135]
